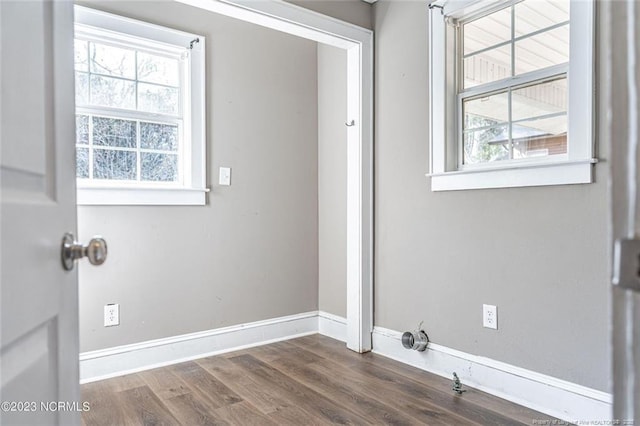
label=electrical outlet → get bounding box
[104,304,119,327]
[483,304,497,330]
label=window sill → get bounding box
[428,159,596,191]
[77,186,210,206]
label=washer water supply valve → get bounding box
[401,322,429,352]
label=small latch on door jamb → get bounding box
[613,239,640,291]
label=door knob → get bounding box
[61,233,107,271]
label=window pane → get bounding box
[512,78,567,122]
[515,114,567,138]
[463,7,511,55]
[463,78,568,164]
[76,115,89,145]
[512,78,568,159]
[74,40,88,72]
[515,0,569,38]
[513,116,567,159]
[89,42,135,79]
[90,75,136,109]
[137,52,179,86]
[463,45,511,89]
[515,25,569,75]
[75,72,89,106]
[138,83,179,115]
[464,91,509,130]
[92,117,137,148]
[140,122,178,151]
[93,149,137,180]
[141,153,178,182]
[76,148,89,178]
[463,125,509,164]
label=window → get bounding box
[429,0,595,191]
[74,6,207,205]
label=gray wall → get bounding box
[318,44,347,318]
[372,1,610,391]
[74,0,611,395]
[77,0,319,352]
[287,0,372,30]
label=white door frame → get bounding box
[176,0,374,352]
[609,0,640,417]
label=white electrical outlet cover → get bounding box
[483,304,498,330]
[104,304,120,327]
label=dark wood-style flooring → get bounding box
[81,334,559,425]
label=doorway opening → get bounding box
[75,0,373,360]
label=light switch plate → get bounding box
[219,167,231,186]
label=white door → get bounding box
[610,0,640,420]
[1,1,80,424]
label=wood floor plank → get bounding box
[290,335,485,424]
[260,343,457,425]
[359,349,552,423]
[212,400,278,426]
[138,367,191,401]
[82,334,559,425]
[266,405,330,426]
[228,353,366,424]
[164,392,229,426]
[294,334,556,423]
[263,340,326,364]
[117,385,182,425]
[223,342,285,363]
[289,334,363,366]
[169,361,243,409]
[306,356,481,426]
[81,381,129,426]
[338,358,530,425]
[196,354,289,415]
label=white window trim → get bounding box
[428,0,596,191]
[74,6,208,205]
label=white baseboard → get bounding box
[372,326,612,422]
[318,311,347,342]
[79,311,318,383]
[79,312,612,423]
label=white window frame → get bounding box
[74,6,207,205]
[428,0,595,191]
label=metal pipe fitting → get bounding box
[401,330,429,351]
